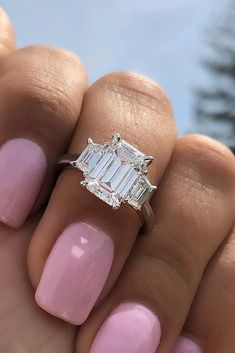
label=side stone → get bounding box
[129,177,155,210]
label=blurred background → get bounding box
[2,0,235,151]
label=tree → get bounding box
[194,1,235,152]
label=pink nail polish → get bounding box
[172,336,202,353]
[90,302,161,353]
[0,138,47,228]
[35,222,114,325]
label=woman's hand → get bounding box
[0,9,235,353]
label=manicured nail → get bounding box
[35,222,114,325]
[90,302,161,353]
[172,336,202,353]
[0,138,47,227]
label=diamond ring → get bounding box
[57,134,156,231]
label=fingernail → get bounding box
[0,138,47,228]
[35,222,114,325]
[90,302,161,353]
[171,336,202,353]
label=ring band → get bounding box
[57,134,156,232]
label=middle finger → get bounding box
[29,71,176,325]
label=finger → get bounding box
[0,45,87,227]
[0,8,15,58]
[29,71,176,325]
[171,224,235,353]
[75,135,235,353]
[0,214,76,353]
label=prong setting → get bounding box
[143,155,154,166]
[112,133,122,145]
[87,137,93,145]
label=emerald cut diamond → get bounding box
[74,134,156,210]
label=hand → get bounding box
[0,9,235,353]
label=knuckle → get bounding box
[1,68,74,121]
[93,71,173,117]
[21,44,85,70]
[0,45,87,123]
[176,134,235,191]
[0,71,75,147]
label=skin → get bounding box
[0,8,235,353]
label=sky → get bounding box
[1,0,218,135]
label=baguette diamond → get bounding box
[74,134,156,210]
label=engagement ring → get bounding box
[57,134,156,231]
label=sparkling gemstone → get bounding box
[116,140,145,164]
[75,143,103,173]
[78,136,155,209]
[129,177,154,210]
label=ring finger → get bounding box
[28,71,176,325]
[76,135,235,353]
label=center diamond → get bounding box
[74,134,155,209]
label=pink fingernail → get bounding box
[172,336,202,353]
[90,302,161,353]
[0,138,47,228]
[35,222,114,325]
